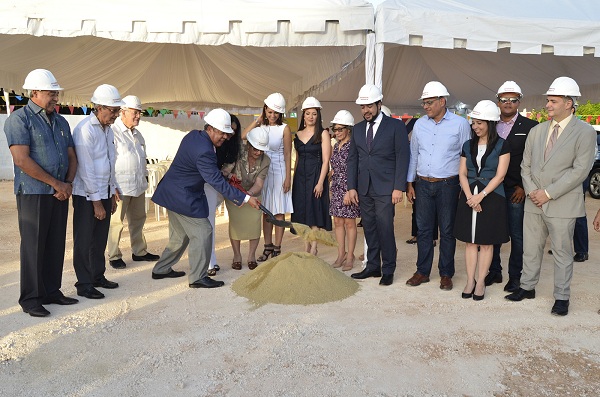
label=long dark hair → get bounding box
[470,119,498,153]
[260,104,283,126]
[216,114,242,168]
[298,107,325,144]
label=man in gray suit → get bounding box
[506,77,596,316]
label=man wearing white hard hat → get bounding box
[4,69,79,317]
[486,82,538,293]
[107,95,160,269]
[506,77,596,316]
[151,109,261,288]
[347,84,410,286]
[405,81,470,291]
[71,84,124,300]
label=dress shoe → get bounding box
[440,276,453,291]
[503,277,520,293]
[462,281,476,299]
[505,288,535,301]
[110,258,126,269]
[406,273,430,286]
[379,274,393,286]
[351,269,382,279]
[93,277,119,289]
[473,286,485,301]
[152,269,186,279]
[77,287,105,299]
[551,299,569,316]
[484,272,503,286]
[189,276,225,288]
[574,253,589,262]
[42,295,79,305]
[132,252,160,261]
[23,306,50,317]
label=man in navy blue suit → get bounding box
[347,84,410,286]
[151,109,260,288]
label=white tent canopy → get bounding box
[319,0,600,114]
[0,0,374,111]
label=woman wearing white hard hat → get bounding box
[222,127,271,270]
[291,97,332,256]
[454,100,510,301]
[242,93,293,260]
[328,110,360,270]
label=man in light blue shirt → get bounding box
[405,81,471,291]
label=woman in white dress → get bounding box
[242,93,293,260]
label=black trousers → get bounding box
[72,195,111,289]
[16,194,68,309]
[359,189,397,275]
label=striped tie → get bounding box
[544,124,559,161]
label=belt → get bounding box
[418,175,458,183]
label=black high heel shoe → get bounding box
[473,285,485,301]
[462,280,476,299]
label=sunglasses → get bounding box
[498,98,520,104]
[332,127,347,132]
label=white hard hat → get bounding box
[91,84,125,107]
[23,69,63,91]
[468,100,500,122]
[246,127,270,151]
[204,109,234,134]
[264,93,286,114]
[419,81,450,100]
[301,96,322,110]
[356,84,383,105]
[545,76,581,98]
[497,81,522,98]
[380,105,392,117]
[121,95,142,110]
[331,110,354,126]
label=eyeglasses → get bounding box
[498,98,520,104]
[103,106,121,114]
[421,98,441,108]
[332,127,347,132]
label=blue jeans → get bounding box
[573,179,589,254]
[491,187,524,279]
[415,177,460,277]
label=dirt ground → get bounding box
[0,180,599,397]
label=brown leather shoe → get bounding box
[406,273,430,286]
[440,276,453,291]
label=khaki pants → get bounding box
[107,194,148,261]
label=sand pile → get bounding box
[291,223,338,246]
[232,252,359,306]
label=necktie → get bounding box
[544,124,559,160]
[366,121,374,151]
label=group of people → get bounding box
[5,68,598,319]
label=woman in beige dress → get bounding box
[222,127,271,270]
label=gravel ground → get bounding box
[1,180,599,397]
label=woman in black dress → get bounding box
[291,97,332,255]
[454,100,510,301]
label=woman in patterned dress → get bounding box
[242,93,293,260]
[329,110,360,271]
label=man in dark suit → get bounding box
[151,109,260,288]
[347,84,410,286]
[486,81,538,292]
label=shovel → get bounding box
[258,203,297,234]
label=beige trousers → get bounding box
[107,194,148,260]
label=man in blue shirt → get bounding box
[4,69,79,317]
[405,81,471,291]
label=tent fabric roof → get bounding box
[376,0,600,57]
[0,0,373,111]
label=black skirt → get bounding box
[453,182,509,245]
